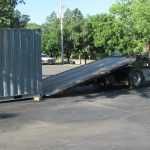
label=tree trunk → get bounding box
[84,53,87,64]
[67,56,70,64]
[85,58,87,64]
[79,54,81,64]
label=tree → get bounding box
[11,10,30,28]
[0,0,29,27]
[63,9,74,62]
[81,18,95,61]
[63,8,84,63]
[89,0,150,56]
[90,14,117,55]
[109,0,150,54]
[26,23,41,29]
[131,0,150,42]
[42,12,60,57]
[42,2,150,61]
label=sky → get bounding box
[17,0,117,24]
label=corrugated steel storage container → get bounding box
[0,29,42,101]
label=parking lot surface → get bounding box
[0,65,150,150]
[42,64,79,78]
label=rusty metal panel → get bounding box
[0,29,42,99]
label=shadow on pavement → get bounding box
[135,85,150,98]
[0,113,19,120]
[49,83,150,100]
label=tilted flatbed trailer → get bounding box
[42,56,136,97]
[42,55,150,97]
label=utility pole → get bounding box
[58,0,64,64]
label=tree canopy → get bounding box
[40,0,150,61]
[0,0,30,28]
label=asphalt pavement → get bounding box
[0,65,150,150]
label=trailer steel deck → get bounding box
[42,57,135,96]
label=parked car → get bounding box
[41,54,56,65]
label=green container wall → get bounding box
[0,29,42,99]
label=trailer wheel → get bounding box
[129,70,143,88]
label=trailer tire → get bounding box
[128,70,143,88]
